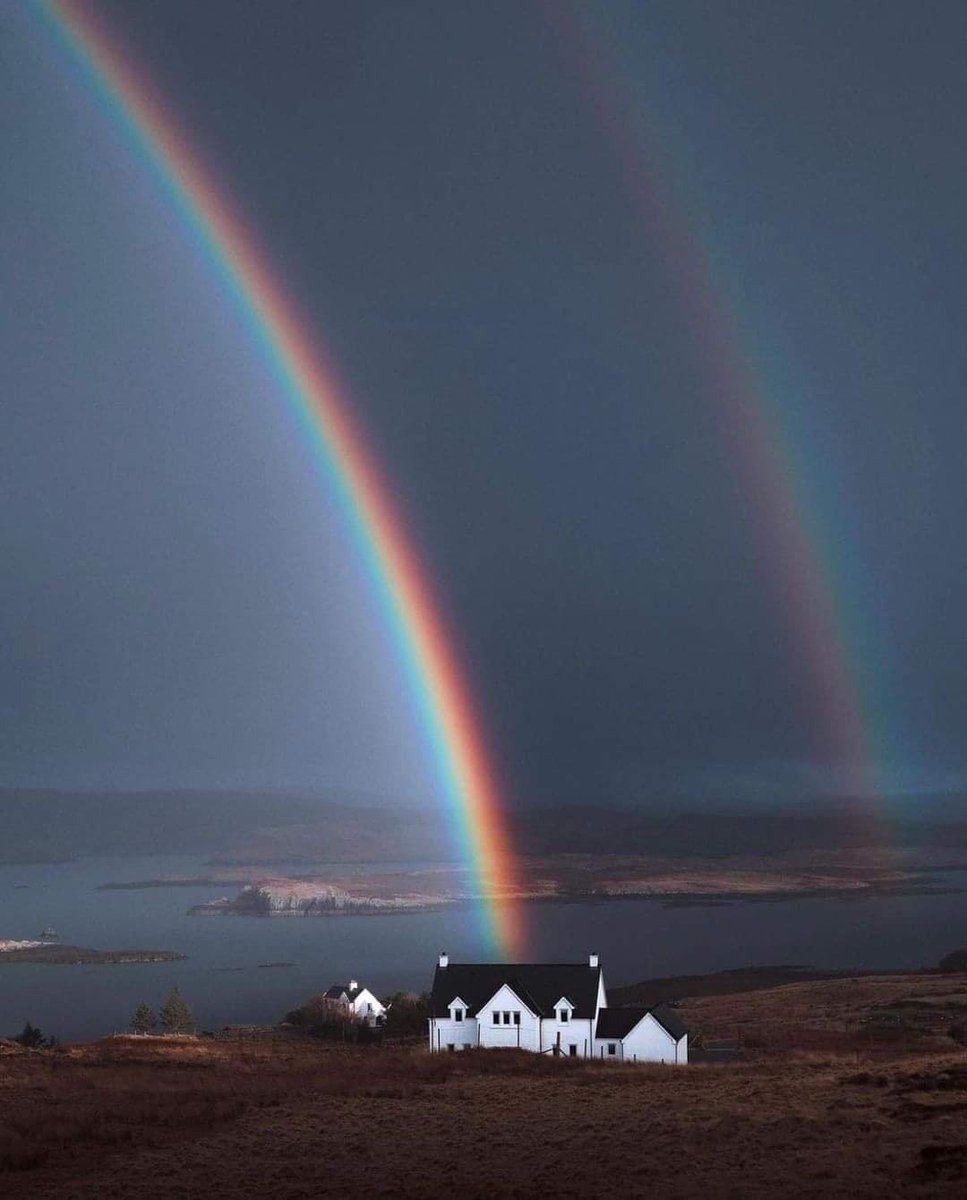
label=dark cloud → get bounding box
[2,1,966,804]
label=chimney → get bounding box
[589,952,599,969]
[438,951,449,968]
[349,979,358,992]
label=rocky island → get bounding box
[189,879,445,916]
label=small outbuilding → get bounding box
[594,1005,688,1063]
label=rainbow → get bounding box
[546,4,889,844]
[36,0,526,955]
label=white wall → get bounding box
[541,1016,595,1058]
[429,1016,479,1051]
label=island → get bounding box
[0,943,185,965]
[182,854,959,918]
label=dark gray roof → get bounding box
[595,1004,688,1041]
[431,963,602,1019]
[651,1005,688,1040]
[595,1007,648,1039]
[323,983,360,1000]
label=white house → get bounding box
[322,979,386,1025]
[428,952,687,1063]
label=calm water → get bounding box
[2,855,967,1041]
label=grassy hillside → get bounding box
[610,964,892,1007]
[5,973,967,1197]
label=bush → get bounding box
[382,992,429,1039]
[12,1023,53,1050]
[283,997,380,1044]
[937,947,967,973]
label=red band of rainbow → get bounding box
[38,0,527,957]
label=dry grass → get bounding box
[4,980,967,1197]
[683,972,967,1055]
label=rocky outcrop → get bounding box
[189,879,440,917]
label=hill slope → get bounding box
[5,973,967,1197]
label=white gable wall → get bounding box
[478,983,540,1051]
[350,987,386,1020]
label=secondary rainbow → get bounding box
[38,0,526,955]
[546,3,888,842]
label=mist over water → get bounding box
[3,855,966,1042]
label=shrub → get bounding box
[938,948,967,973]
[382,992,429,1039]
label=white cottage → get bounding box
[322,979,386,1025]
[428,952,687,1063]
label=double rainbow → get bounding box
[37,0,526,956]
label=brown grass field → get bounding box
[6,973,967,1197]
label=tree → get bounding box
[13,1022,50,1049]
[382,992,430,1039]
[131,1003,157,1035]
[159,988,194,1035]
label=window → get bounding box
[493,1011,500,1025]
[513,1012,520,1025]
[559,1009,570,1023]
[446,1044,455,1053]
[568,1045,577,1057]
[463,1043,472,1051]
[503,1011,511,1025]
[608,1043,617,1057]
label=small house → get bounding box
[322,979,386,1025]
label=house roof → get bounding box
[431,963,602,1019]
[323,983,360,1000]
[595,1005,688,1041]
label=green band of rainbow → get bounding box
[547,4,889,846]
[38,0,526,956]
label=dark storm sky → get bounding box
[2,1,966,804]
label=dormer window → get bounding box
[454,1008,463,1022]
[554,996,574,1024]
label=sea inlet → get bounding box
[3,854,967,1042]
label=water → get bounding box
[2,855,967,1042]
